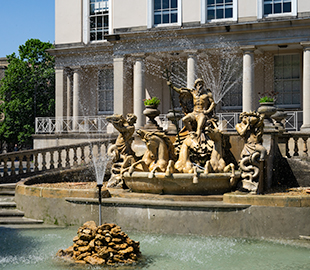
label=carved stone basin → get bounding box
[123,171,241,195]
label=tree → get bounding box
[0,39,55,150]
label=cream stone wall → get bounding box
[238,0,257,22]
[113,0,147,29]
[55,0,83,44]
[183,0,200,24]
[298,0,310,13]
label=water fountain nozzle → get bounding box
[97,183,103,226]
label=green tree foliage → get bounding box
[0,39,55,150]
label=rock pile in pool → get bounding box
[56,221,141,265]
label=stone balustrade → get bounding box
[0,137,115,183]
[279,132,310,158]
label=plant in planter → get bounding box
[143,97,161,107]
[257,90,279,130]
[143,97,162,131]
[258,90,278,104]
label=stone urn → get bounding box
[166,109,182,135]
[272,109,287,132]
[257,102,277,131]
[143,104,162,131]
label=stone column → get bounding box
[241,46,256,112]
[66,69,73,123]
[113,56,125,116]
[133,55,145,128]
[55,67,65,132]
[72,67,80,131]
[301,42,310,132]
[186,51,197,89]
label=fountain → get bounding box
[9,36,310,268]
[105,73,271,195]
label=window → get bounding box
[90,0,109,41]
[264,0,292,15]
[154,0,178,25]
[202,0,237,23]
[221,83,242,109]
[258,0,297,18]
[98,69,114,114]
[274,54,301,108]
[148,0,181,28]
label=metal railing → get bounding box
[217,111,303,132]
[35,116,110,134]
[35,111,303,134]
[284,111,303,131]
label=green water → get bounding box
[0,227,309,270]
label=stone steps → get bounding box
[0,183,45,226]
[0,190,16,196]
[0,217,43,225]
[0,209,24,217]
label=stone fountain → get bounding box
[106,77,267,195]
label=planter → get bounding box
[272,109,287,132]
[257,102,277,131]
[143,104,162,131]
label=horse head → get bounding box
[106,114,125,125]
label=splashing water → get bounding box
[0,228,309,270]
[197,37,243,104]
[89,143,111,186]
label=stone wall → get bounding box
[15,190,310,239]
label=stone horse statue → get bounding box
[126,130,177,178]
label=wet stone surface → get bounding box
[56,221,141,266]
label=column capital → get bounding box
[184,49,198,56]
[55,66,65,71]
[70,66,82,71]
[131,53,146,60]
[300,42,310,50]
[240,45,256,53]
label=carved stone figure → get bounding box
[236,111,266,193]
[167,78,216,139]
[125,129,177,178]
[106,113,137,188]
[204,125,236,185]
[107,113,137,160]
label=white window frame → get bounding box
[201,0,237,24]
[83,0,112,44]
[147,0,182,28]
[257,0,297,19]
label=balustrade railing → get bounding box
[279,132,310,158]
[0,138,115,183]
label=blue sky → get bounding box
[0,0,55,58]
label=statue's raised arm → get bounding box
[166,80,194,115]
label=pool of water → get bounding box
[0,227,309,270]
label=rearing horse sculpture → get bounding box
[126,130,177,178]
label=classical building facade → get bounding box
[37,0,310,146]
[0,58,8,82]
